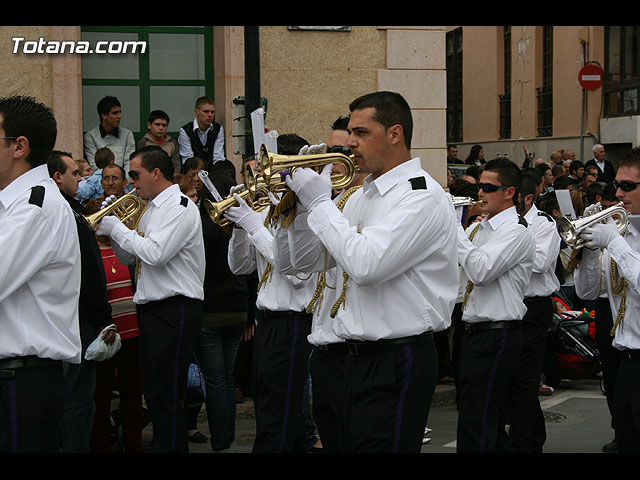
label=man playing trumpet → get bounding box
[575,148,640,453]
[277,91,459,452]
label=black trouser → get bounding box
[0,357,65,453]
[251,310,313,453]
[594,296,621,433]
[138,295,203,453]
[311,332,438,453]
[502,296,553,453]
[457,321,522,453]
[613,350,640,452]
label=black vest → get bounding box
[181,121,221,168]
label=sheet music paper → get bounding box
[555,189,577,220]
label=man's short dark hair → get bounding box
[521,167,543,187]
[449,178,479,200]
[195,96,214,109]
[148,110,170,124]
[602,182,618,202]
[277,133,309,156]
[97,96,121,121]
[0,95,57,168]
[587,181,606,205]
[47,150,73,178]
[536,163,551,173]
[181,157,206,175]
[133,145,174,181]
[553,175,574,190]
[484,157,522,205]
[331,115,350,132]
[349,91,413,150]
[551,164,565,177]
[617,146,640,172]
[95,147,115,169]
[569,160,584,175]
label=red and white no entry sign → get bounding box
[579,64,603,91]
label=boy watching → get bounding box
[137,110,181,175]
[76,147,115,203]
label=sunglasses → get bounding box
[326,146,352,156]
[614,180,640,192]
[128,170,141,180]
[478,182,509,193]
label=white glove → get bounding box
[100,194,117,210]
[229,184,245,196]
[580,221,620,250]
[298,143,327,156]
[285,164,333,212]
[95,215,121,237]
[268,191,281,206]
[224,193,263,235]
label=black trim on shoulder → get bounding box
[537,211,555,222]
[28,185,45,207]
[409,177,427,190]
[518,215,528,228]
[180,196,189,207]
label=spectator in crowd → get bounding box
[77,158,94,179]
[448,144,463,164]
[568,160,585,184]
[536,163,554,195]
[585,144,615,184]
[84,96,135,174]
[137,110,181,175]
[464,144,485,166]
[178,96,226,169]
[76,147,115,204]
[85,163,144,453]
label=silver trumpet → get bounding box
[556,201,630,249]
[451,196,482,207]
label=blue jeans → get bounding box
[195,322,245,451]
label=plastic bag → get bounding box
[84,324,121,361]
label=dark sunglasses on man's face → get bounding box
[128,170,140,180]
[326,146,352,156]
[478,182,509,193]
[614,180,640,192]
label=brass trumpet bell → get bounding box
[203,188,255,228]
[84,190,143,229]
[557,201,630,249]
[258,144,357,193]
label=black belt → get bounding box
[622,349,640,360]
[463,321,520,334]
[261,310,310,319]
[316,331,434,356]
[0,355,61,370]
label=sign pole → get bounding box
[580,88,585,162]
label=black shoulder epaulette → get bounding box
[28,185,45,207]
[409,177,427,190]
[180,196,189,207]
[518,215,528,228]
[537,211,554,222]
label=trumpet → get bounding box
[451,196,483,207]
[258,144,357,193]
[556,201,630,249]
[85,190,143,230]
[203,188,255,228]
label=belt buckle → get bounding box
[347,342,359,355]
[464,323,472,333]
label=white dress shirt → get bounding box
[457,205,536,323]
[575,223,640,351]
[277,158,459,345]
[178,119,225,164]
[523,204,561,298]
[110,184,205,304]
[228,208,315,313]
[0,165,82,362]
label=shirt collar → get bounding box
[99,124,119,138]
[362,157,423,196]
[524,203,539,223]
[150,183,180,208]
[192,118,212,135]
[0,164,49,210]
[484,205,519,231]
